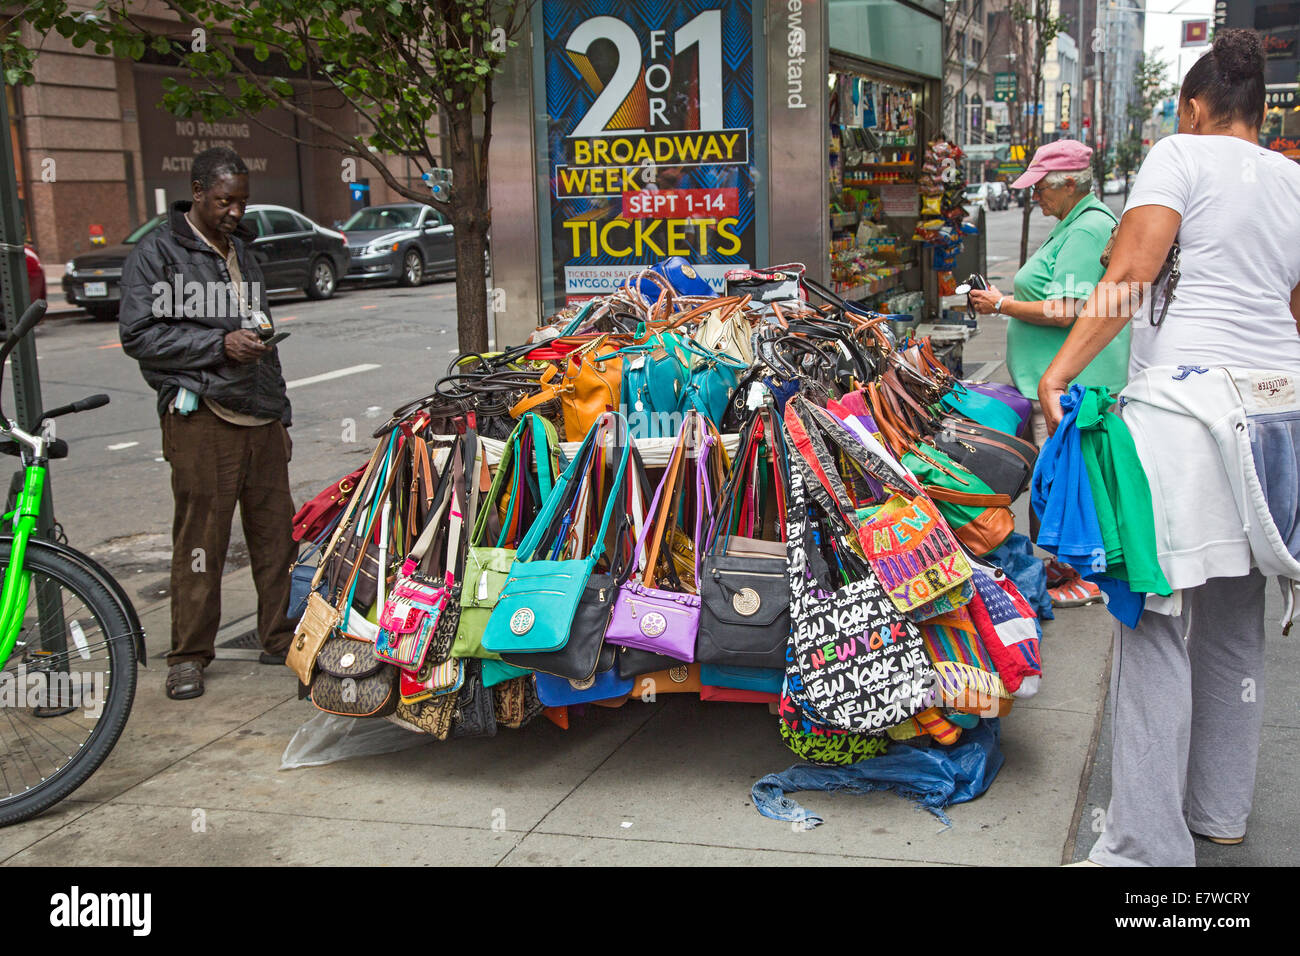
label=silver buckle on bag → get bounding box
[509,608,535,635]
[732,588,761,616]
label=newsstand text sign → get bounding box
[543,0,758,305]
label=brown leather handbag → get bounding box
[509,335,623,439]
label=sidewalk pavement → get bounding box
[0,312,1128,867]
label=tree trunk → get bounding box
[447,108,490,354]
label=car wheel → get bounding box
[398,248,424,287]
[306,257,337,300]
[86,306,118,321]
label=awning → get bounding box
[961,143,1010,162]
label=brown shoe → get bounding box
[166,661,204,700]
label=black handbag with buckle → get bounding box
[695,406,792,669]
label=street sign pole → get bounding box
[1,88,58,535]
[1,86,67,666]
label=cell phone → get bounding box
[264,331,290,347]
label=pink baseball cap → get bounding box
[1011,140,1093,189]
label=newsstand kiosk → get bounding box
[488,0,947,346]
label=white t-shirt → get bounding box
[1123,134,1300,375]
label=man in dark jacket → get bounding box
[120,146,296,700]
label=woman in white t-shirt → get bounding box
[1038,29,1300,867]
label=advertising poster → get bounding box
[541,0,759,306]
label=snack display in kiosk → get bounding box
[827,69,924,315]
[288,265,1044,774]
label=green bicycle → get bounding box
[0,300,143,826]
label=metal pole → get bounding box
[1,86,67,674]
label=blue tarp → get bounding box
[751,719,1005,828]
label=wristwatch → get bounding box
[994,296,1006,314]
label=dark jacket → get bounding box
[119,201,291,425]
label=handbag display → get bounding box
[697,405,792,669]
[374,432,471,671]
[782,457,935,734]
[454,414,563,659]
[310,635,399,718]
[482,411,630,655]
[606,413,719,662]
[501,573,617,680]
[451,660,498,738]
[287,444,385,686]
[399,656,464,705]
[509,335,624,440]
[292,459,368,542]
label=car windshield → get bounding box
[964,186,983,196]
[123,215,166,244]
[341,207,422,231]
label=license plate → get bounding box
[83,282,107,297]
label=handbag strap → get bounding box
[309,440,384,591]
[515,412,630,564]
[340,431,405,626]
[635,422,690,588]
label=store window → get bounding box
[1261,89,1300,162]
[827,67,925,316]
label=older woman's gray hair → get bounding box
[1041,166,1093,194]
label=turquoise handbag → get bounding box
[699,664,783,694]
[939,382,1023,436]
[681,337,747,427]
[617,331,690,436]
[481,412,630,655]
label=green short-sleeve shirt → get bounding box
[1005,193,1131,399]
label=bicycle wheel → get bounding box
[0,539,137,826]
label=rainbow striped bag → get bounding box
[919,607,1013,717]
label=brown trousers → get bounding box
[161,404,297,665]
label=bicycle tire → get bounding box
[0,539,137,826]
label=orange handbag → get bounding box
[510,335,623,439]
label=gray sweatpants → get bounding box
[1089,571,1267,867]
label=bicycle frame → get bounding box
[0,430,49,669]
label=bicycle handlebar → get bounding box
[8,299,46,348]
[42,394,110,420]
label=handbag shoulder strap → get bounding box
[636,427,688,587]
[310,440,384,591]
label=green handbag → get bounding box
[452,414,561,659]
[481,412,630,655]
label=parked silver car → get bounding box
[340,203,455,287]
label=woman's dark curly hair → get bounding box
[1180,28,1266,130]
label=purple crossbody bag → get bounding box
[605,419,714,662]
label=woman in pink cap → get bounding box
[968,138,1127,607]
